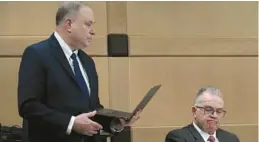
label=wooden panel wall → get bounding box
[125,2,258,142]
[0,1,257,142]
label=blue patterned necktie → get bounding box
[71,53,89,97]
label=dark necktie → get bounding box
[71,53,89,97]
[208,135,215,142]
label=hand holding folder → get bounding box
[93,84,162,134]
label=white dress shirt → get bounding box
[193,122,219,142]
[54,32,91,135]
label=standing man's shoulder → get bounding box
[165,125,190,142]
[20,37,53,72]
[22,38,50,56]
[217,128,240,142]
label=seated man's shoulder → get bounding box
[167,125,190,135]
[217,128,239,141]
[165,124,191,142]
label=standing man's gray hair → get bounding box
[56,1,87,26]
[194,86,223,105]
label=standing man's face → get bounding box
[68,6,95,49]
[192,92,226,134]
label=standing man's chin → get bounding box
[82,43,91,49]
[85,41,92,47]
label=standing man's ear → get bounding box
[64,19,73,33]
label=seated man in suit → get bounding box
[165,86,239,142]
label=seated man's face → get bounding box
[193,92,225,134]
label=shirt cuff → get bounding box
[66,116,75,135]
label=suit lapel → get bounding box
[78,50,93,96]
[48,34,93,104]
[188,124,206,142]
[48,34,79,88]
[216,129,223,142]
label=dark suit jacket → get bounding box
[165,124,240,142]
[18,34,104,142]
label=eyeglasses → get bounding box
[195,106,226,118]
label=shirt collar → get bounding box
[54,31,78,60]
[193,122,217,141]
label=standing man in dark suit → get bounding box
[18,2,139,142]
[165,86,240,142]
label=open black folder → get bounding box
[93,84,162,134]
